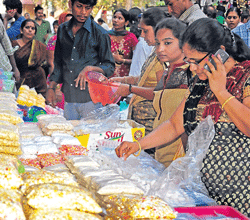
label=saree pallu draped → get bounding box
[153,63,189,167]
[128,50,164,135]
[12,39,47,97]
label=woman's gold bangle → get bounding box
[123,59,126,64]
[133,141,142,157]
[222,96,235,109]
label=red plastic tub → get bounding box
[86,71,121,106]
[175,206,249,219]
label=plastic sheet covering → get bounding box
[26,183,103,213]
[95,140,166,193]
[28,209,103,220]
[73,104,120,135]
[148,116,217,207]
[0,188,25,220]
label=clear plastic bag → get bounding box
[0,109,23,124]
[96,140,166,194]
[104,195,177,220]
[37,114,73,130]
[21,144,38,155]
[0,121,19,141]
[148,116,217,207]
[0,188,25,220]
[26,183,102,213]
[19,155,41,169]
[0,158,24,189]
[21,170,78,194]
[64,155,100,174]
[42,163,69,172]
[58,136,81,146]
[0,91,15,99]
[74,104,120,135]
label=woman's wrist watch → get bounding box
[129,84,132,93]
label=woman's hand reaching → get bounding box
[115,141,140,161]
[109,77,124,83]
[112,84,131,100]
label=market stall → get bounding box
[0,69,248,219]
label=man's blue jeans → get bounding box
[64,101,102,120]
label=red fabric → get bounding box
[58,12,69,25]
[200,60,250,122]
[109,31,138,77]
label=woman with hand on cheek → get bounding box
[116,18,250,217]
[109,8,138,78]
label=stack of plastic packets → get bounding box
[0,92,23,156]
[21,169,103,219]
[0,154,25,219]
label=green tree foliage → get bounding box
[36,0,153,15]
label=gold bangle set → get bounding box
[133,141,142,157]
[221,96,235,109]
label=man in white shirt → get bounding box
[129,37,153,77]
[97,18,109,31]
[46,11,56,33]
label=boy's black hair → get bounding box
[3,0,22,14]
[241,9,249,22]
[97,18,104,23]
[155,18,187,41]
[71,0,97,6]
[53,20,59,26]
[142,7,170,29]
[35,5,43,14]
